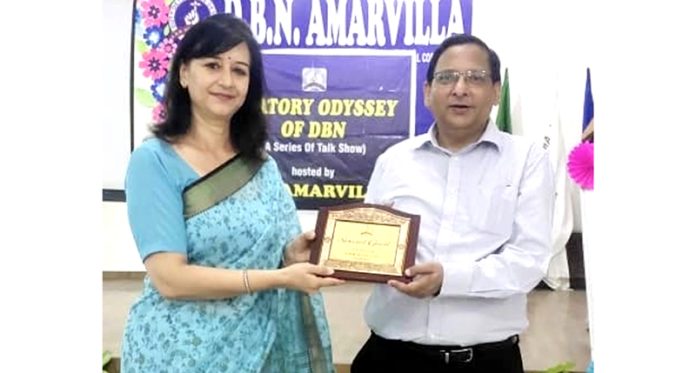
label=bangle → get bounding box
[242,270,252,294]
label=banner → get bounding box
[131,0,473,209]
[263,49,415,209]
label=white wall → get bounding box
[103,0,589,271]
[103,0,132,190]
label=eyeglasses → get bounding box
[432,69,490,86]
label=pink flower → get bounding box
[159,36,179,61]
[139,48,169,80]
[140,0,168,28]
[567,141,594,190]
[152,103,167,123]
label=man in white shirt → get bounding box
[351,34,554,373]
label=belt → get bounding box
[372,332,519,364]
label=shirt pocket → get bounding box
[471,184,517,236]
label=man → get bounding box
[351,34,554,373]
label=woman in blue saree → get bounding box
[122,14,343,372]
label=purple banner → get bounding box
[263,51,414,209]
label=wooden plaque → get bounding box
[310,203,419,283]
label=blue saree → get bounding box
[121,138,334,373]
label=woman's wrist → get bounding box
[274,267,290,288]
[243,269,287,293]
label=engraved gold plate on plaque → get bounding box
[310,203,419,283]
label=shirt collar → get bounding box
[416,119,504,153]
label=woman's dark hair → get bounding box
[426,34,501,85]
[152,14,267,160]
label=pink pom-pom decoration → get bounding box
[567,141,594,190]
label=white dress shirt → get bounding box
[363,120,554,346]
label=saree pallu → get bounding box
[121,156,334,373]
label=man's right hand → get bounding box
[387,261,444,298]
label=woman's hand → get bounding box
[280,262,344,293]
[283,231,316,265]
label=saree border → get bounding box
[183,155,266,218]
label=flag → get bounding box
[496,68,512,134]
[577,69,597,360]
[543,91,574,290]
[582,68,594,142]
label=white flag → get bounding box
[542,94,574,290]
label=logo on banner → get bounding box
[168,0,217,39]
[302,67,327,92]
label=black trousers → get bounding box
[351,332,524,373]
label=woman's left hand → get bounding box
[283,231,316,266]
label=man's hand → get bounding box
[283,231,316,266]
[388,262,443,298]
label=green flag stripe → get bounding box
[496,68,512,134]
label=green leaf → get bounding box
[102,350,112,367]
[544,361,575,373]
[136,40,149,54]
[135,88,157,108]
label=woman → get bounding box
[121,14,342,372]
